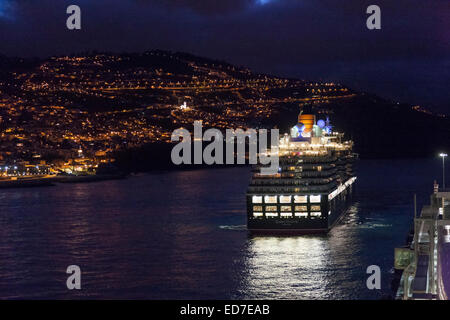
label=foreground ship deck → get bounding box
[395,182,450,300]
[246,111,357,234]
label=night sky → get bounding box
[0,0,448,111]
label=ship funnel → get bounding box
[298,114,316,136]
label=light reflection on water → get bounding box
[0,159,443,299]
[241,236,332,299]
[237,205,369,300]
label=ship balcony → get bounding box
[249,178,335,186]
[247,182,338,194]
[268,171,338,179]
[278,157,338,164]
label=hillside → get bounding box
[0,50,448,168]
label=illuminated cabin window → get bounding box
[317,166,322,172]
[295,205,307,211]
[253,206,263,212]
[252,196,262,204]
[295,212,308,218]
[281,206,292,212]
[310,212,322,218]
[265,212,278,218]
[279,195,291,204]
[310,195,321,203]
[257,173,280,178]
[311,205,321,211]
[253,212,263,218]
[294,195,308,203]
[265,206,277,212]
[264,195,277,204]
[280,212,292,218]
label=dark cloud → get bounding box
[135,0,256,15]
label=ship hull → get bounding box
[248,228,329,235]
[247,178,355,235]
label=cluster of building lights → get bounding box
[0,165,49,177]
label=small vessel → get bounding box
[246,108,357,234]
[55,164,126,183]
[54,173,126,183]
[0,176,55,188]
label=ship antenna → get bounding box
[414,193,417,219]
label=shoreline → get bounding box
[0,156,441,188]
[0,173,126,189]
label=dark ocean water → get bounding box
[0,159,445,300]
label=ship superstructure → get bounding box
[246,110,357,234]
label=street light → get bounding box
[440,153,448,190]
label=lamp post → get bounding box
[440,153,448,190]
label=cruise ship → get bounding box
[246,109,357,234]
